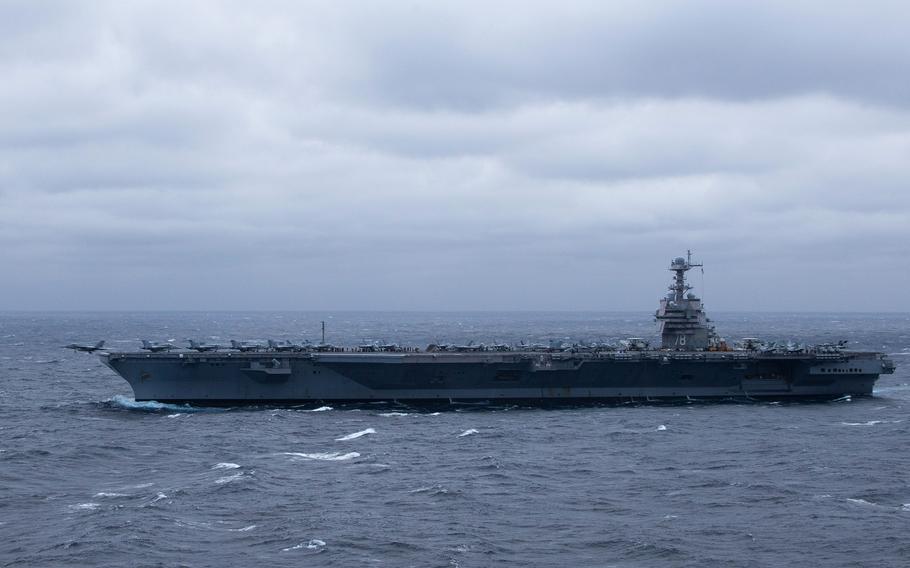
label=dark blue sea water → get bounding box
[2,311,909,567]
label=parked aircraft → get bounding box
[140,340,176,352]
[64,340,105,353]
[186,339,221,352]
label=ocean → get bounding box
[1,311,908,567]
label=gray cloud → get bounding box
[0,1,908,311]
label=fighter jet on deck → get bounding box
[64,340,105,353]
[230,340,264,352]
[140,340,176,353]
[186,339,222,352]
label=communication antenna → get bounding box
[321,320,326,344]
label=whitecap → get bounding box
[282,539,326,552]
[657,425,667,431]
[300,406,333,412]
[336,428,375,441]
[847,498,875,506]
[458,429,479,437]
[379,412,410,417]
[107,395,199,413]
[283,452,360,461]
[166,413,183,418]
[93,492,127,498]
[215,472,244,484]
[70,503,100,511]
[409,484,449,495]
[234,525,256,532]
[840,421,883,426]
[150,492,168,503]
[212,462,241,470]
[429,412,441,416]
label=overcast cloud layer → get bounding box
[1,1,908,311]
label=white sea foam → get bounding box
[133,482,154,489]
[458,429,479,437]
[215,473,244,484]
[107,395,199,413]
[166,413,183,418]
[70,503,100,511]
[284,452,360,461]
[93,492,127,498]
[234,525,256,532]
[839,420,902,426]
[301,406,333,412]
[151,492,168,503]
[847,498,875,506]
[282,539,326,551]
[379,412,410,417]
[336,428,375,441]
[657,425,667,431]
[212,462,241,470]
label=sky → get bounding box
[1,1,908,311]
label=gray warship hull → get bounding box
[101,349,890,405]
[94,254,895,405]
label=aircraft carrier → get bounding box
[98,254,895,405]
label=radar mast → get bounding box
[656,251,717,350]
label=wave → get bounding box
[215,472,244,484]
[336,428,375,441]
[379,412,410,417]
[283,452,360,461]
[847,498,876,507]
[299,406,333,412]
[840,419,901,426]
[93,492,128,498]
[105,395,205,413]
[212,462,241,470]
[458,429,478,437]
[69,503,100,511]
[409,484,450,495]
[657,425,667,431]
[282,539,326,552]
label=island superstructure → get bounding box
[98,254,895,404]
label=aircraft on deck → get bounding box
[267,339,311,352]
[140,340,176,353]
[186,339,222,352]
[230,340,263,352]
[64,340,105,353]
